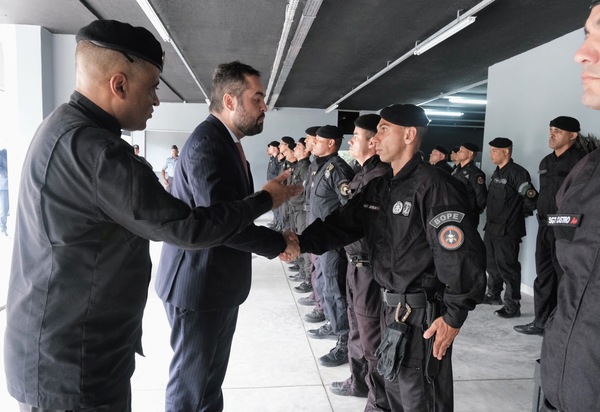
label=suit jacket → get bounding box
[156,114,286,311]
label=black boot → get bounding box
[319,334,349,367]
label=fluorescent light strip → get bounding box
[136,0,170,42]
[324,104,338,114]
[322,0,495,113]
[414,16,476,56]
[424,110,464,117]
[448,97,487,105]
[136,0,210,102]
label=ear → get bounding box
[404,126,418,145]
[109,72,127,100]
[223,93,236,111]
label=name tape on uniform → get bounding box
[546,214,582,227]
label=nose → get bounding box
[260,98,267,113]
[575,36,597,65]
[153,90,160,107]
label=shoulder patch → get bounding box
[438,225,464,251]
[477,176,485,185]
[429,211,465,228]
[339,182,351,196]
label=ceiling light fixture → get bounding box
[136,0,171,42]
[321,0,495,113]
[136,0,211,102]
[424,109,464,117]
[447,96,487,105]
[324,104,339,114]
[414,16,476,56]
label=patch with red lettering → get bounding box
[438,225,464,251]
[547,214,582,227]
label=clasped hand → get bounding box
[279,231,301,262]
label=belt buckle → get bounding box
[356,261,364,267]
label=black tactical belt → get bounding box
[346,253,370,267]
[381,289,427,309]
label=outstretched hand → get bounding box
[262,171,303,209]
[423,316,460,360]
[279,231,300,262]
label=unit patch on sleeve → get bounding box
[438,225,464,251]
[429,211,465,228]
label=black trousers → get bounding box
[381,305,454,412]
[484,233,522,308]
[346,263,390,411]
[533,226,563,328]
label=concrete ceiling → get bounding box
[0,0,591,129]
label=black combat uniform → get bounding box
[300,154,486,411]
[532,145,584,328]
[451,161,487,225]
[540,149,600,412]
[343,155,391,410]
[434,159,453,174]
[484,158,537,312]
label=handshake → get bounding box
[279,231,301,262]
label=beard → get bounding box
[233,104,265,136]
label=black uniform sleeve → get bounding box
[299,194,365,254]
[422,178,487,328]
[95,139,273,250]
[472,170,488,213]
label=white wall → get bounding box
[145,103,336,188]
[483,28,600,291]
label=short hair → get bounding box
[133,144,140,149]
[171,145,178,150]
[209,61,261,113]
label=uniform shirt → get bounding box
[536,145,585,221]
[485,159,537,239]
[309,153,355,221]
[434,159,453,174]
[266,154,280,181]
[300,153,486,328]
[5,92,272,409]
[162,155,178,177]
[288,157,310,213]
[451,160,487,215]
[304,156,319,216]
[540,149,600,411]
[343,155,390,258]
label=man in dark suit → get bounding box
[155,61,298,412]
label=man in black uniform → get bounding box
[541,4,600,409]
[328,114,391,410]
[514,116,585,336]
[451,142,487,225]
[288,104,486,411]
[3,20,299,412]
[305,125,355,367]
[429,145,452,173]
[483,138,537,318]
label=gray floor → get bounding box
[0,217,542,411]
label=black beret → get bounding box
[317,125,344,139]
[305,126,320,136]
[267,141,280,147]
[461,142,480,153]
[550,116,580,132]
[592,0,600,8]
[433,145,449,155]
[489,137,513,148]
[354,114,381,133]
[76,20,164,71]
[288,142,297,150]
[298,137,306,146]
[281,136,295,145]
[451,146,460,153]
[380,104,429,127]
